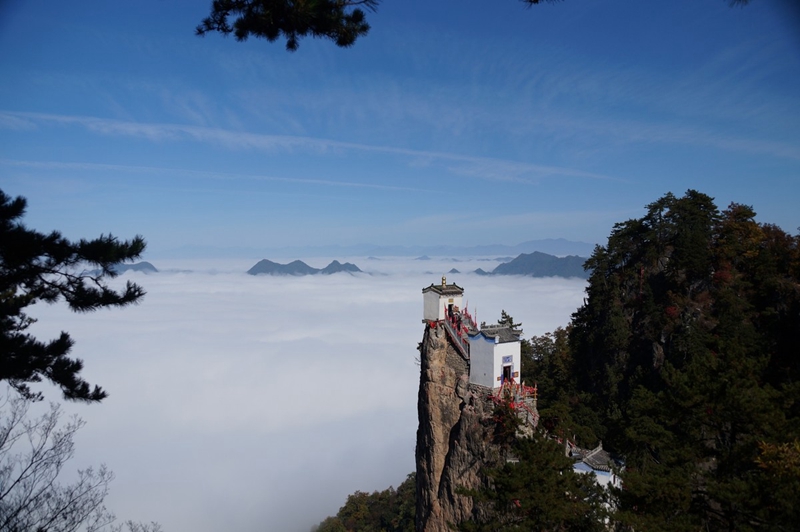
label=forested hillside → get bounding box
[315,190,800,531]
[532,190,800,531]
[313,474,415,532]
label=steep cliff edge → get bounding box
[415,323,501,532]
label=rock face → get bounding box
[415,323,501,532]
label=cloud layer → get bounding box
[25,258,587,531]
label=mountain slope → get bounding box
[479,252,589,279]
[247,259,362,275]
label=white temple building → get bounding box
[422,276,464,322]
[468,325,521,389]
[422,277,521,389]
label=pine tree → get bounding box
[566,191,800,530]
[314,473,416,532]
[0,190,146,402]
[525,327,602,446]
[497,310,521,330]
[458,401,608,532]
[196,0,380,51]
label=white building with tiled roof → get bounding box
[569,442,621,488]
[468,326,521,389]
[422,276,464,322]
[422,278,521,389]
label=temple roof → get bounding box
[571,443,614,472]
[422,282,464,296]
[473,325,520,344]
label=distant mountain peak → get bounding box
[320,260,361,274]
[472,252,590,279]
[247,259,361,276]
[83,261,158,276]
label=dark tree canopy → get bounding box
[530,190,800,531]
[314,472,416,532]
[198,0,752,51]
[514,190,800,531]
[457,391,609,532]
[196,0,380,51]
[319,189,794,532]
[0,190,146,402]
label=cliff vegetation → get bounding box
[315,190,800,531]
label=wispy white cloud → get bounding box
[0,112,36,131]
[529,113,800,161]
[0,111,624,182]
[444,158,627,183]
[0,158,427,193]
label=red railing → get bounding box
[442,318,470,359]
[489,381,540,427]
[435,307,473,359]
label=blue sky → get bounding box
[1,0,799,258]
[1,3,799,529]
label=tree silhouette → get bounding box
[0,389,162,532]
[0,190,146,402]
[569,191,800,530]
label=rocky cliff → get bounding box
[415,322,501,532]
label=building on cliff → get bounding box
[416,277,537,531]
[569,441,621,489]
[416,278,617,531]
[422,276,464,322]
[421,276,522,390]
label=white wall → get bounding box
[573,462,621,489]
[423,290,463,322]
[468,334,496,388]
[492,340,521,385]
[468,333,520,388]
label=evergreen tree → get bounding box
[567,191,800,530]
[196,0,380,51]
[313,473,416,532]
[0,190,146,402]
[496,310,522,331]
[458,397,608,532]
[525,327,602,447]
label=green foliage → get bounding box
[325,189,795,531]
[496,310,522,330]
[0,190,146,402]
[313,473,415,532]
[524,327,602,446]
[458,403,608,532]
[565,190,800,530]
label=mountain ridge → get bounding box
[483,251,589,279]
[247,259,362,276]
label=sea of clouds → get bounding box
[24,256,587,532]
